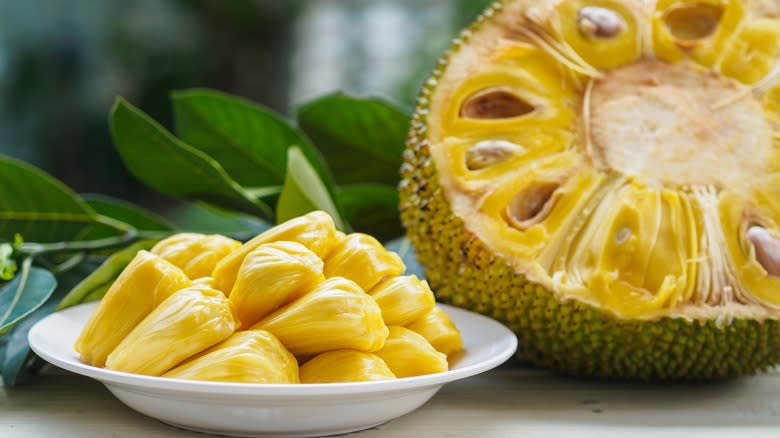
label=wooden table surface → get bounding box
[2,363,780,438]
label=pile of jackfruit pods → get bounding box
[74,211,463,384]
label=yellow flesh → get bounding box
[230,241,325,329]
[252,277,389,356]
[163,330,299,383]
[74,251,191,367]
[105,285,237,376]
[428,0,780,319]
[299,350,396,383]
[368,275,436,326]
[151,233,241,280]
[374,326,449,378]
[76,212,462,382]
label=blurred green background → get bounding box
[0,0,491,229]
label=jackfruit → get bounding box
[163,330,298,383]
[299,350,396,383]
[406,307,464,357]
[252,277,388,356]
[374,327,448,378]
[230,242,325,328]
[75,250,191,367]
[105,285,236,376]
[368,275,435,326]
[213,211,337,294]
[151,233,240,280]
[324,233,405,291]
[399,0,780,380]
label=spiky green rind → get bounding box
[399,1,780,381]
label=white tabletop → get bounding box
[2,364,780,438]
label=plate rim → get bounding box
[29,302,518,397]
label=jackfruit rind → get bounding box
[324,233,405,291]
[212,211,337,294]
[299,350,396,383]
[163,330,299,384]
[368,275,436,326]
[230,241,325,328]
[105,284,237,376]
[74,250,191,367]
[406,307,464,357]
[400,0,780,380]
[253,277,389,356]
[151,233,241,280]
[374,326,449,378]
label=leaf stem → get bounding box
[14,215,139,256]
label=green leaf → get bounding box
[2,258,101,386]
[297,93,410,185]
[172,89,334,188]
[336,184,402,241]
[384,237,425,279]
[109,98,272,220]
[83,194,175,231]
[0,155,96,242]
[277,147,348,231]
[0,259,57,335]
[0,244,16,281]
[76,194,175,239]
[168,202,271,236]
[55,239,158,311]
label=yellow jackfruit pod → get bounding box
[406,307,464,357]
[105,285,237,376]
[555,0,643,70]
[374,326,449,378]
[299,350,396,383]
[652,0,746,66]
[253,277,388,356]
[213,211,337,294]
[163,330,298,383]
[719,18,780,84]
[230,242,325,328]
[368,275,436,326]
[75,250,191,367]
[151,233,241,280]
[324,233,405,291]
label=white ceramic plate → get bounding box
[29,302,517,438]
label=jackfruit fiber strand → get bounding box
[75,250,191,367]
[230,241,325,329]
[253,277,389,356]
[299,350,396,383]
[212,211,337,294]
[105,284,237,376]
[164,330,299,383]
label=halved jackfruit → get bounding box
[324,233,405,291]
[252,277,388,356]
[151,233,240,280]
[105,284,236,376]
[299,350,396,383]
[230,241,325,328]
[374,326,448,378]
[212,211,337,294]
[75,250,191,367]
[163,330,298,383]
[406,307,464,357]
[400,0,780,380]
[368,275,435,326]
